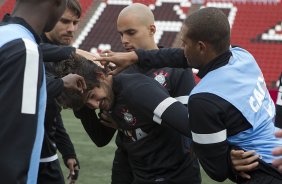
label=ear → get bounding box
[198,41,207,54]
[149,24,156,36]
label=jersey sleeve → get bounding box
[188,94,235,182]
[73,106,116,147]
[46,72,64,100]
[135,48,189,68]
[116,73,191,137]
[40,43,75,63]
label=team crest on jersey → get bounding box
[122,108,136,126]
[154,70,169,87]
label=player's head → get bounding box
[117,3,158,51]
[180,7,230,69]
[53,54,114,111]
[45,0,82,45]
[13,0,67,33]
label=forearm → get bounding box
[74,106,116,147]
[194,141,234,182]
[136,48,189,68]
[40,43,75,63]
[46,74,64,100]
[55,114,76,158]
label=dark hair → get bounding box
[67,0,82,18]
[52,54,106,109]
[184,7,230,54]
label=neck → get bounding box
[146,41,159,50]
[12,9,45,35]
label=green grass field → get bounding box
[59,110,234,184]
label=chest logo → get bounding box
[153,70,168,86]
[122,108,137,125]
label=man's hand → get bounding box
[99,111,118,129]
[62,74,86,93]
[231,149,259,179]
[75,48,103,67]
[66,158,79,184]
[94,51,138,75]
[272,130,282,172]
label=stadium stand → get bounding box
[0,0,15,20]
[1,0,281,89]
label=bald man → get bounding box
[0,0,66,183]
[74,3,200,184]
[94,7,282,183]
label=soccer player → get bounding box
[94,7,282,183]
[74,3,200,184]
[38,0,83,183]
[0,0,66,183]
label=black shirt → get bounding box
[111,71,200,183]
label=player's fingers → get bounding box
[233,154,259,166]
[231,149,244,159]
[234,161,259,172]
[240,150,256,158]
[238,171,251,179]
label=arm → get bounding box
[55,113,77,165]
[40,43,75,63]
[46,71,86,101]
[136,48,189,69]
[40,43,98,63]
[46,72,64,100]
[73,106,116,147]
[188,95,235,182]
[94,48,189,75]
[54,114,80,183]
[117,74,191,137]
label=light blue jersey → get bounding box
[190,47,282,163]
[0,23,46,184]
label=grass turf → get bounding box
[59,110,234,184]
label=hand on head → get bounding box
[62,73,86,93]
[94,50,138,75]
[75,48,103,67]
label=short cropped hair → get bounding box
[67,0,82,18]
[184,7,230,54]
